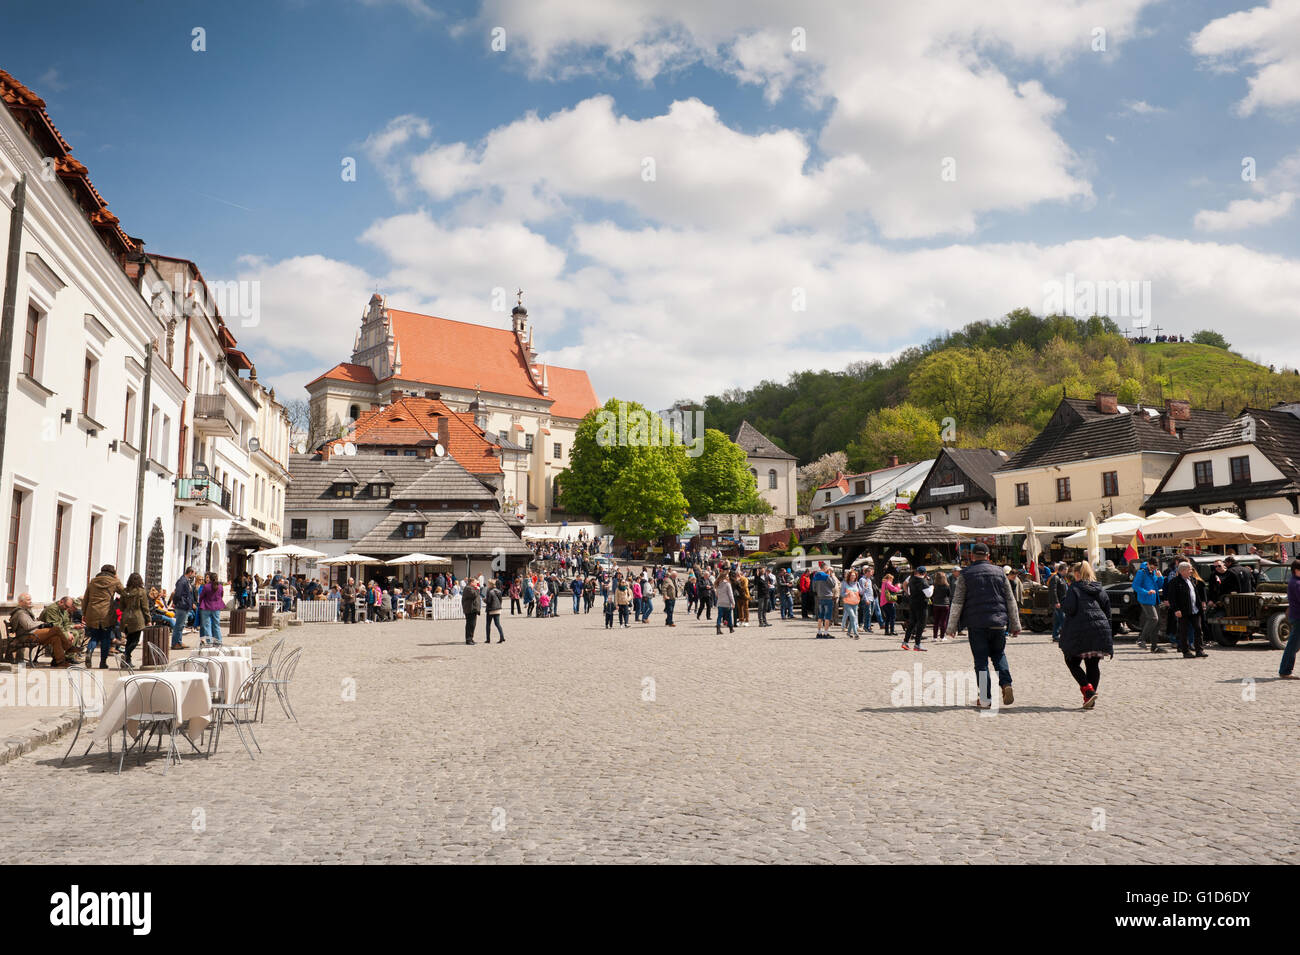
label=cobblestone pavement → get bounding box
[1,607,1294,864]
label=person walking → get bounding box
[811,562,837,638]
[903,566,930,651]
[483,580,505,643]
[615,575,632,628]
[81,564,125,669]
[860,566,880,633]
[715,573,736,634]
[798,570,813,619]
[198,573,226,646]
[1059,561,1114,708]
[945,542,1021,708]
[930,571,951,643]
[1048,561,1069,644]
[734,571,751,627]
[462,580,481,645]
[1132,556,1164,652]
[1277,559,1300,679]
[1169,560,1209,658]
[119,573,151,669]
[696,572,714,620]
[660,571,678,627]
[841,569,862,639]
[778,568,794,619]
[509,577,522,615]
[570,574,584,615]
[752,568,771,627]
[880,573,901,636]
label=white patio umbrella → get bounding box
[1085,512,1102,568]
[385,553,452,565]
[318,553,384,583]
[1243,512,1300,542]
[1146,511,1176,520]
[259,543,327,577]
[1023,516,1042,582]
[1063,512,1146,548]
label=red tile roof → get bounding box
[308,362,378,387]
[388,309,544,400]
[343,395,502,475]
[543,363,599,420]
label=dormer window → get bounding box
[369,483,390,498]
[402,521,426,539]
[331,483,354,498]
[458,521,482,538]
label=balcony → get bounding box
[175,477,234,513]
[192,392,238,436]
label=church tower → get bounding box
[352,293,397,380]
[512,290,548,397]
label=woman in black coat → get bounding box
[1059,561,1114,709]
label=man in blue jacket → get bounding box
[1132,556,1165,653]
[171,567,197,649]
[945,542,1021,707]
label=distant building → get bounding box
[1142,404,1300,519]
[995,392,1230,525]
[285,450,531,582]
[305,293,598,522]
[732,421,798,517]
[811,458,934,534]
[911,448,1009,528]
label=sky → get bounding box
[4,0,1300,409]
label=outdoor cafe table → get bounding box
[192,655,252,703]
[196,646,253,660]
[91,672,213,746]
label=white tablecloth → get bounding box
[194,656,252,702]
[92,673,212,744]
[196,646,253,660]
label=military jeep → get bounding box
[1208,565,1290,650]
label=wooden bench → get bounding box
[1,611,90,666]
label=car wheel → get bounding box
[1267,612,1290,651]
[1210,621,1238,647]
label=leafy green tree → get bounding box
[845,403,942,472]
[556,397,683,521]
[603,451,689,542]
[1191,329,1230,350]
[680,429,770,515]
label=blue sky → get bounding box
[4,0,1300,407]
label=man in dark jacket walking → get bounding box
[903,567,930,649]
[172,567,197,649]
[462,580,481,645]
[945,542,1021,707]
[483,580,505,643]
[1049,562,1069,643]
[1169,560,1209,658]
[1059,562,1114,708]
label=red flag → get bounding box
[1123,541,1138,564]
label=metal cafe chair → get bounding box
[258,647,302,723]
[61,665,107,766]
[144,641,169,668]
[208,665,265,760]
[117,676,180,775]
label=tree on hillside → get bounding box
[679,429,771,515]
[845,403,942,472]
[556,397,684,521]
[909,347,1018,427]
[603,451,690,542]
[1191,330,1231,350]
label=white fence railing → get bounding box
[296,598,339,623]
[424,597,464,620]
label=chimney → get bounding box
[389,389,403,404]
[888,454,899,468]
[436,416,450,452]
[1164,398,1191,421]
[1095,392,1118,414]
[425,390,440,401]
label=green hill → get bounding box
[696,310,1300,471]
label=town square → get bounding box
[0,2,1297,911]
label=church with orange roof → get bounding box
[305,293,598,521]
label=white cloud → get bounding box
[1191,0,1300,115]
[1122,99,1166,114]
[1194,192,1296,231]
[362,114,432,198]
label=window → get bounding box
[1230,455,1251,485]
[403,450,417,457]
[1102,471,1118,497]
[333,484,354,498]
[553,442,562,460]
[349,404,360,421]
[23,305,42,378]
[524,434,534,452]
[402,522,425,539]
[6,489,24,600]
[123,388,137,443]
[499,430,508,444]
[82,354,96,416]
[148,406,160,459]
[368,484,390,499]
[290,519,307,539]
[86,513,100,582]
[160,415,171,462]
[1056,477,1071,502]
[833,512,841,530]
[1015,483,1029,507]
[854,480,866,495]
[333,519,349,540]
[768,469,778,489]
[458,521,482,539]
[824,491,832,503]
[384,449,397,456]
[959,507,970,521]
[940,469,957,486]
[1193,460,1213,487]
[847,514,856,531]
[51,503,66,596]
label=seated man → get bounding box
[10,594,79,667]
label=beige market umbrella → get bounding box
[1084,512,1102,568]
[1141,512,1269,546]
[1245,512,1300,542]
